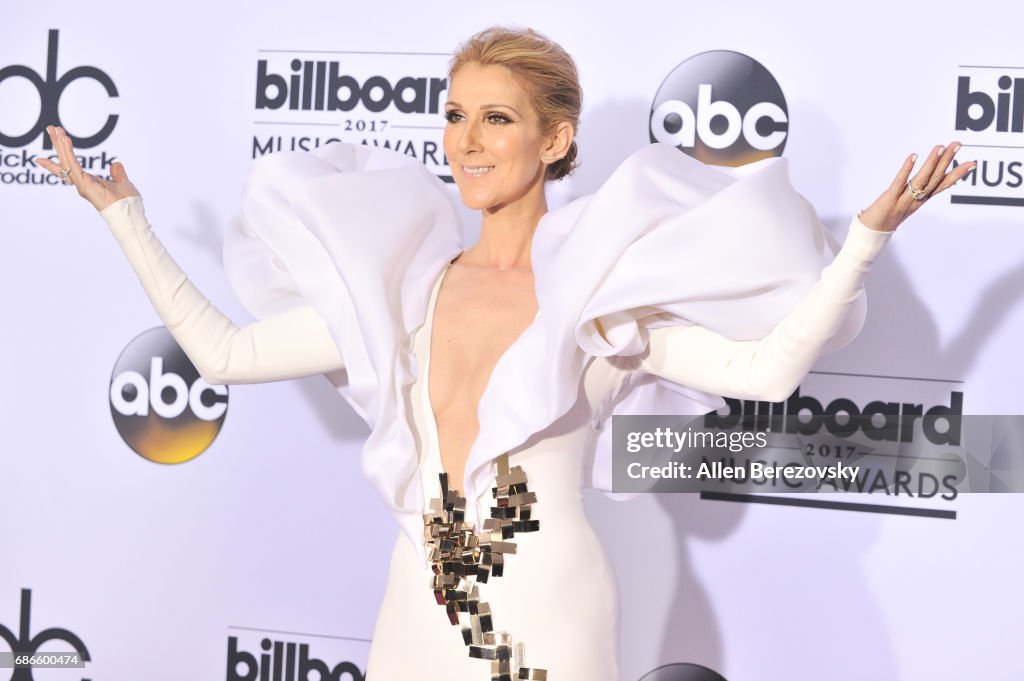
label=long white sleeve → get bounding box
[638,215,892,402]
[100,196,345,384]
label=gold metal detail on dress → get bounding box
[423,452,549,680]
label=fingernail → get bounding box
[937,145,945,156]
[911,153,918,163]
[953,144,962,155]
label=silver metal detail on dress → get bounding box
[423,452,549,680]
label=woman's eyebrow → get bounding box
[444,101,521,115]
[482,104,521,115]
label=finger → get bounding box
[110,161,129,184]
[908,144,944,194]
[886,152,918,197]
[47,126,80,185]
[56,127,86,184]
[931,160,977,196]
[34,156,61,175]
[45,126,71,178]
[47,125,71,169]
[924,141,961,192]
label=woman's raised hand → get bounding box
[34,125,140,212]
[858,141,977,233]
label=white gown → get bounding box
[365,265,621,678]
[97,141,893,680]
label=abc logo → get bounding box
[650,51,788,166]
[638,663,728,681]
[109,327,228,464]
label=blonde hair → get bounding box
[449,26,581,181]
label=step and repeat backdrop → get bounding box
[2,1,1022,680]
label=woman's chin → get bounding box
[455,189,494,212]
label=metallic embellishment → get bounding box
[423,452,549,680]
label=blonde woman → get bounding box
[37,26,973,681]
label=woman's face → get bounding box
[443,63,550,212]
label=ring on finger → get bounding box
[905,178,929,200]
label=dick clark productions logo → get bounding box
[0,589,91,681]
[650,50,788,167]
[0,29,118,149]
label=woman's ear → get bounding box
[541,121,574,163]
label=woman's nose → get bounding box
[458,118,482,153]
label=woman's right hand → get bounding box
[34,125,140,212]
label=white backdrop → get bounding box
[2,2,1023,680]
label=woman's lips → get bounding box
[462,165,494,177]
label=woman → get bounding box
[37,25,973,681]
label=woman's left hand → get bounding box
[858,141,977,233]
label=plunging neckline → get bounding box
[420,264,453,495]
[420,258,540,501]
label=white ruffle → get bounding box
[223,141,860,549]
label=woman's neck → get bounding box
[461,179,548,270]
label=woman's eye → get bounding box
[444,111,462,123]
[487,113,512,124]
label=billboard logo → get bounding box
[256,60,446,114]
[956,74,1024,133]
[251,49,452,180]
[227,636,363,681]
[950,66,1024,207]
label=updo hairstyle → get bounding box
[449,26,582,181]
